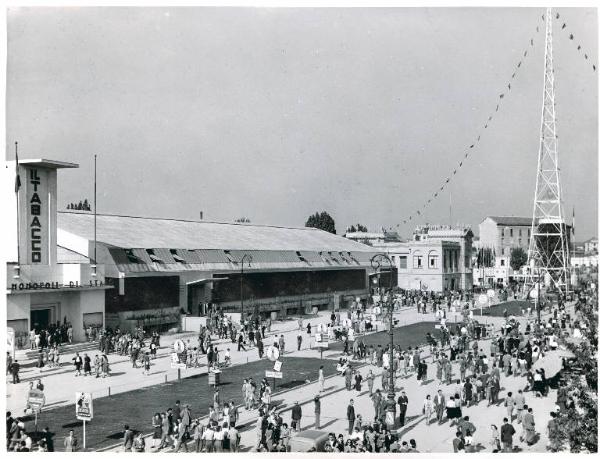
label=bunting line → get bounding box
[397,16,543,227]
[556,11,597,73]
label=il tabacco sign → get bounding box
[10,279,105,291]
[28,168,46,264]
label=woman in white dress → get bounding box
[423,394,434,425]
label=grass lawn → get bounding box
[328,321,452,352]
[23,357,338,451]
[474,300,534,317]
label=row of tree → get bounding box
[66,199,91,211]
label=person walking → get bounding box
[347,399,356,434]
[291,401,302,432]
[423,395,434,425]
[515,389,526,424]
[366,369,374,395]
[318,366,325,393]
[9,360,20,384]
[63,430,78,452]
[314,396,321,429]
[505,392,516,422]
[500,417,516,452]
[434,390,446,424]
[397,391,409,427]
[72,353,83,377]
[521,407,536,446]
[123,425,134,452]
[297,333,303,351]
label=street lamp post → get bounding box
[240,254,253,326]
[371,253,396,427]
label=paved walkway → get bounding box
[9,301,562,453]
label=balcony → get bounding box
[7,262,106,292]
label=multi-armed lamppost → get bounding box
[240,254,253,325]
[370,253,396,427]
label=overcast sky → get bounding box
[6,7,598,239]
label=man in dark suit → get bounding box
[173,400,182,423]
[397,391,409,427]
[347,399,356,434]
[123,425,134,452]
[291,401,302,432]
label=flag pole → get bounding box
[93,154,97,276]
[15,141,21,276]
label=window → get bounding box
[428,250,438,269]
[413,252,423,269]
[510,228,513,237]
[519,229,522,237]
[146,249,164,263]
[501,248,505,256]
[125,249,142,264]
[170,249,186,263]
[399,256,407,269]
[319,252,332,265]
[296,251,308,263]
[223,250,237,264]
[500,259,505,266]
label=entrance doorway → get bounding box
[31,309,51,332]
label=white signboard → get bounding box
[478,294,488,305]
[487,289,496,299]
[170,353,186,369]
[265,370,283,379]
[273,360,283,372]
[75,392,93,421]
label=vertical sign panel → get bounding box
[26,168,49,264]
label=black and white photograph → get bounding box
[2,3,598,454]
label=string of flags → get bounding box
[556,11,597,72]
[397,18,543,228]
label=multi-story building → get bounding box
[584,237,598,254]
[369,225,473,292]
[479,216,534,258]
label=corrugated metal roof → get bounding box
[58,211,373,252]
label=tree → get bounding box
[305,211,336,234]
[553,293,598,452]
[356,224,368,232]
[235,217,251,223]
[510,247,528,271]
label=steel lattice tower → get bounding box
[525,7,570,294]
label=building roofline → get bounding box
[57,210,323,232]
[7,159,79,169]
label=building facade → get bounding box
[369,224,473,292]
[5,160,109,349]
[57,212,383,332]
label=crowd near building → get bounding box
[6,156,398,349]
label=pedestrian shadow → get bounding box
[420,378,435,385]
[109,371,126,377]
[471,443,486,452]
[396,417,425,437]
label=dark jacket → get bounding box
[500,423,515,443]
[291,405,302,421]
[347,405,355,420]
